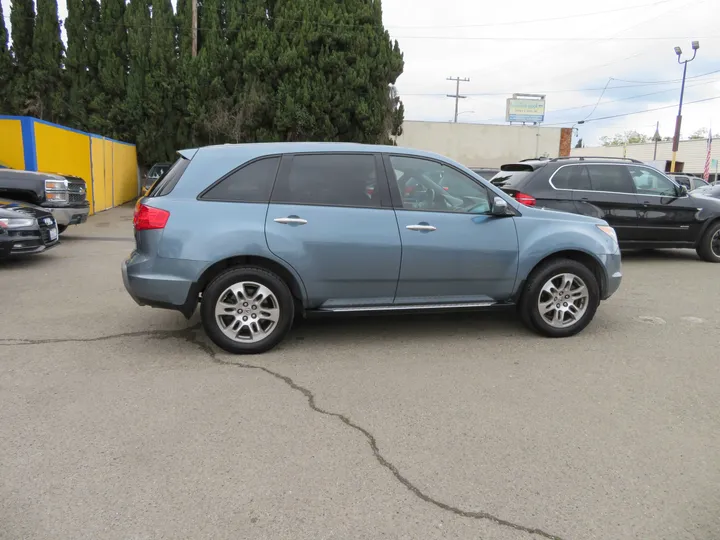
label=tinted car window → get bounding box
[201,157,280,202]
[389,155,491,214]
[489,170,533,188]
[551,165,592,190]
[272,154,379,208]
[628,166,677,196]
[586,165,635,194]
[148,157,190,197]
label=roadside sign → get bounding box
[506,95,546,124]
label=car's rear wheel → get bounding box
[520,258,600,338]
[201,266,294,354]
[696,221,720,263]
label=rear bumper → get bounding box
[601,251,622,300]
[122,253,203,318]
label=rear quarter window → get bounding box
[147,158,190,197]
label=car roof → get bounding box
[184,142,461,165]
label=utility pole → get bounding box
[653,121,660,160]
[191,0,198,57]
[446,77,470,123]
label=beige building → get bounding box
[395,121,573,168]
[571,138,718,177]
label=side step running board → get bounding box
[318,302,496,313]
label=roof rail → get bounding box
[549,156,643,164]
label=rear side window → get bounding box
[271,154,379,208]
[551,165,591,190]
[148,157,190,197]
[201,157,280,202]
[586,165,635,194]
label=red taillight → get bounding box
[133,203,170,230]
[514,192,536,207]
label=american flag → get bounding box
[703,129,712,181]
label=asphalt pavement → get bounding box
[1,205,719,540]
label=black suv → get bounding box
[490,156,720,262]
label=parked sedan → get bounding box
[0,199,59,258]
[123,143,622,354]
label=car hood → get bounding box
[518,202,606,225]
[0,198,53,219]
[689,191,720,208]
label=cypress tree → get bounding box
[29,0,66,122]
[144,0,178,162]
[175,0,198,148]
[91,0,128,138]
[65,0,100,130]
[9,0,35,113]
[0,1,12,113]
[125,0,152,158]
[271,0,403,143]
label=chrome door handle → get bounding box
[406,224,437,232]
[274,217,308,225]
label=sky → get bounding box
[2,0,719,146]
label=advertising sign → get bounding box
[506,97,546,123]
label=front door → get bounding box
[265,153,401,309]
[628,165,700,244]
[572,164,641,242]
[385,154,519,305]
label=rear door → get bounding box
[264,153,401,309]
[571,164,641,242]
[628,165,700,243]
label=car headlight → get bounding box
[596,225,618,244]
[0,217,36,229]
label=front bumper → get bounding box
[601,251,622,300]
[0,223,59,258]
[43,205,90,227]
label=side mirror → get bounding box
[491,197,510,216]
[677,185,688,197]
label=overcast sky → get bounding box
[2,0,718,146]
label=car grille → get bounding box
[69,193,86,203]
[37,217,57,245]
[68,180,87,203]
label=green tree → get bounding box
[0,0,13,113]
[143,0,179,162]
[599,130,649,146]
[175,0,197,147]
[688,127,708,140]
[29,0,66,122]
[91,0,128,138]
[9,0,35,113]
[125,0,152,156]
[65,0,101,130]
[271,0,404,143]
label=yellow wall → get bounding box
[112,142,139,206]
[103,139,113,211]
[90,138,107,213]
[34,122,94,214]
[0,119,26,169]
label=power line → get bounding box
[583,79,612,121]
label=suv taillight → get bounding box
[514,192,536,206]
[133,203,170,230]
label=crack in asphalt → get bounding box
[3,325,565,540]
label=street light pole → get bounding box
[670,41,699,173]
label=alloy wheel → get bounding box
[215,281,280,343]
[537,273,589,329]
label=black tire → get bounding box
[696,221,720,263]
[519,258,600,338]
[57,225,68,234]
[201,266,294,354]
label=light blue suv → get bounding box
[122,143,622,354]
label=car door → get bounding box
[628,165,700,244]
[264,153,402,309]
[384,154,519,305]
[572,164,641,242]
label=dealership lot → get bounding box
[1,206,719,540]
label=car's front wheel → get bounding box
[520,258,600,338]
[696,221,720,263]
[201,266,294,354]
